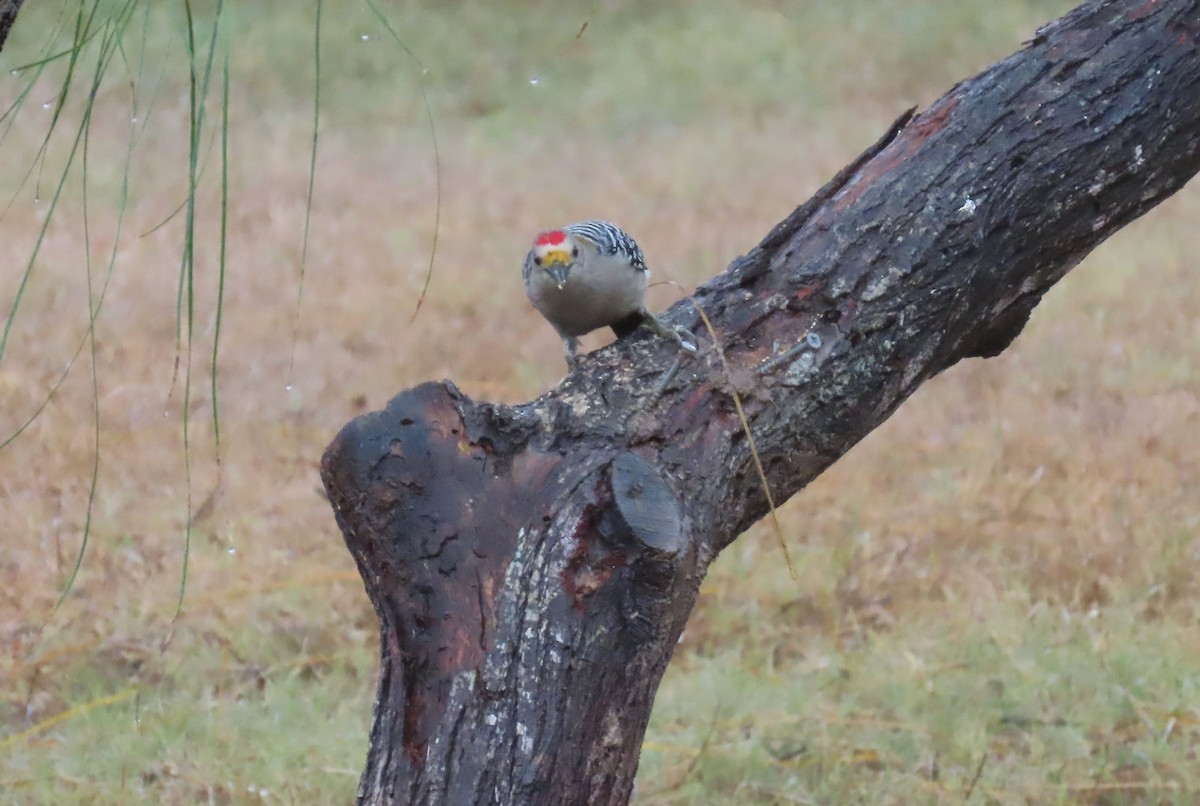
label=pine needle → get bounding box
[658,281,796,578]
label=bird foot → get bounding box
[643,311,699,354]
[650,324,701,397]
[670,325,699,354]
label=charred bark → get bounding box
[321,0,1200,803]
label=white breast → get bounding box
[525,249,648,337]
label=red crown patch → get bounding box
[535,230,567,247]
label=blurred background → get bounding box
[2,1,1198,802]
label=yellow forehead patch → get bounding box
[539,248,570,266]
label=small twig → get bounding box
[681,702,724,782]
[650,279,796,577]
[652,353,685,397]
[688,297,796,579]
[963,749,988,801]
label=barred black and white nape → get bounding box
[563,220,649,274]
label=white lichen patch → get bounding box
[861,266,908,302]
[783,351,818,386]
[567,393,592,418]
[602,710,623,748]
[829,275,854,298]
[901,341,939,390]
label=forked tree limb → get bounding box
[321,0,1200,802]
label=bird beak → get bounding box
[542,251,570,289]
[549,265,569,290]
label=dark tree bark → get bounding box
[321,0,1200,803]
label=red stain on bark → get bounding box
[909,96,960,140]
[1129,0,1159,20]
[561,521,593,612]
[562,506,631,612]
[833,96,960,213]
[404,696,425,765]
[1167,13,1200,44]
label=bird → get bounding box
[522,220,696,370]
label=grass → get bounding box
[2,0,1199,802]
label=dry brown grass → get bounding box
[3,1,1198,802]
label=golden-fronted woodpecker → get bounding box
[523,220,696,369]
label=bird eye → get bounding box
[533,256,542,266]
[571,246,579,258]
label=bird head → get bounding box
[529,229,580,290]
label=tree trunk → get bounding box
[320,0,1200,802]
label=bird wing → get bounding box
[564,220,648,273]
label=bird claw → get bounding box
[671,326,699,354]
[650,326,701,397]
[644,312,699,354]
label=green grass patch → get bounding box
[3,601,374,804]
[642,582,1200,803]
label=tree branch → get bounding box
[322,0,1200,802]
